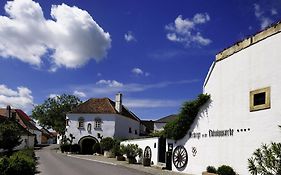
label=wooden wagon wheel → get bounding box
[173,145,188,169]
[144,146,152,159]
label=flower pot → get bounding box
[116,155,125,161]
[143,157,151,166]
[128,157,136,164]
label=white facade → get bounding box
[66,113,140,144]
[121,137,159,165]
[171,25,281,174]
[154,122,166,131]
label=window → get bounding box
[87,123,92,132]
[250,87,270,111]
[94,118,102,129]
[135,130,138,135]
[129,127,132,133]
[78,117,84,128]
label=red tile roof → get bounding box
[70,98,140,121]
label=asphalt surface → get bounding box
[35,145,152,175]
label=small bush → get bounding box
[111,139,121,156]
[60,143,71,153]
[6,151,36,175]
[0,157,9,174]
[100,137,114,151]
[120,144,142,159]
[217,165,236,175]
[207,166,217,173]
[92,143,101,154]
[71,144,80,153]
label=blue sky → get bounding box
[0,0,280,119]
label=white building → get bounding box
[153,114,177,131]
[65,93,141,154]
[169,22,281,174]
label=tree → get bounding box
[0,119,22,154]
[32,94,81,134]
[248,143,281,175]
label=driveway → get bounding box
[35,145,152,175]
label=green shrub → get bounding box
[100,137,114,151]
[60,143,71,153]
[217,165,236,175]
[164,94,210,140]
[120,144,142,159]
[111,139,121,156]
[71,144,80,153]
[207,166,217,173]
[248,142,281,175]
[0,156,9,175]
[6,151,36,175]
[92,143,101,154]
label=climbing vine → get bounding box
[164,94,210,140]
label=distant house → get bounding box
[65,93,141,154]
[0,114,35,152]
[153,114,177,131]
[0,108,42,145]
[41,127,56,144]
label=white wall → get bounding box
[114,114,140,139]
[121,137,159,165]
[172,31,281,175]
[66,113,116,143]
[154,122,166,131]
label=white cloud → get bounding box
[271,8,278,15]
[0,84,34,112]
[0,0,111,70]
[48,93,59,98]
[165,13,211,47]
[74,79,199,96]
[73,90,86,98]
[254,3,273,29]
[124,98,180,108]
[96,80,124,88]
[132,67,150,76]
[124,31,136,42]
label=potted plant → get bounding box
[120,144,142,164]
[100,137,114,157]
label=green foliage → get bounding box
[248,143,281,175]
[207,166,217,173]
[0,119,22,153]
[217,165,236,175]
[92,143,101,154]
[0,149,36,175]
[0,156,9,175]
[149,130,165,137]
[111,139,121,156]
[100,137,115,151]
[32,94,81,134]
[120,144,142,159]
[164,94,210,140]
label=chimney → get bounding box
[6,105,11,118]
[115,93,122,113]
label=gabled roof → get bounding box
[155,114,178,123]
[69,98,140,121]
[0,108,40,131]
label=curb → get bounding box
[67,154,117,166]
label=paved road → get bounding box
[35,145,152,175]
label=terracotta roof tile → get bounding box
[70,98,140,121]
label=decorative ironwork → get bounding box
[173,145,188,169]
[144,146,152,159]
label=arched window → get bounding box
[87,123,92,132]
[78,117,84,129]
[94,118,102,129]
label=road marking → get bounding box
[67,155,117,166]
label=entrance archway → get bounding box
[78,136,98,154]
